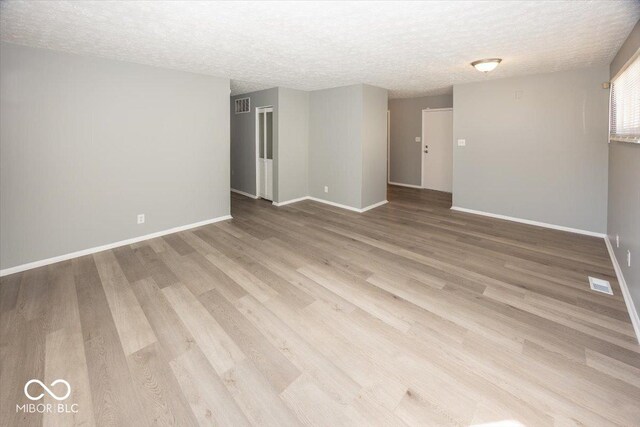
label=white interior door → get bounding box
[257,107,273,200]
[421,109,453,192]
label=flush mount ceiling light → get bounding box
[471,58,502,73]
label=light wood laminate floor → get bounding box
[1,186,639,426]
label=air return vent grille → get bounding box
[235,97,250,114]
[588,277,613,295]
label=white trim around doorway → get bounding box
[255,106,274,201]
[421,107,453,189]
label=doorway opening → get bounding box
[256,106,274,201]
[421,108,453,193]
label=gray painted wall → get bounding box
[362,85,389,207]
[389,94,453,186]
[309,84,364,208]
[308,84,388,209]
[610,19,640,78]
[232,84,387,208]
[0,42,230,270]
[453,66,609,233]
[608,19,640,320]
[230,88,278,198]
[277,88,309,202]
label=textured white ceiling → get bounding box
[1,1,638,98]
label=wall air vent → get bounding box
[588,276,613,295]
[235,97,250,114]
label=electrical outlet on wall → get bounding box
[457,139,466,147]
[616,234,620,248]
[324,186,329,193]
[415,137,421,142]
[137,214,145,224]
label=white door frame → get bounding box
[421,107,453,188]
[387,110,391,183]
[255,106,274,199]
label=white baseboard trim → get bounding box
[307,197,388,213]
[450,206,606,238]
[307,197,361,212]
[0,214,233,277]
[231,188,258,199]
[272,196,309,207]
[361,199,389,212]
[388,181,423,189]
[271,195,388,213]
[604,236,640,344]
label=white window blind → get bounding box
[610,53,640,143]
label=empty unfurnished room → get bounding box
[2,1,640,426]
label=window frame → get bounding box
[609,50,640,144]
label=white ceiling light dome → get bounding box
[471,58,502,73]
